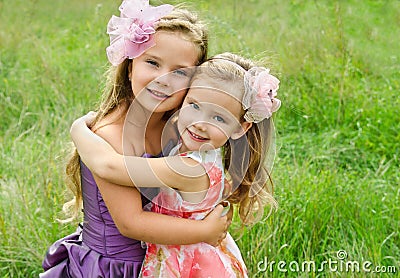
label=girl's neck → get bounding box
[147,112,166,128]
[123,100,168,156]
[144,114,167,155]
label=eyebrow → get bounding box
[185,96,198,103]
[144,54,159,60]
[173,64,192,71]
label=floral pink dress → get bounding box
[140,148,248,277]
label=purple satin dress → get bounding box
[40,162,150,278]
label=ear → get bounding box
[231,121,252,140]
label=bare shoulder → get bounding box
[93,108,126,153]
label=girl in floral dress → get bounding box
[71,52,281,277]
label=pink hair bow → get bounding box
[106,0,174,66]
[243,67,281,123]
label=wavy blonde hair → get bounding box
[63,7,209,221]
[193,52,278,226]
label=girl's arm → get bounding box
[95,176,228,245]
[81,117,228,246]
[71,114,209,193]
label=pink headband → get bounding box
[243,67,281,123]
[106,0,174,66]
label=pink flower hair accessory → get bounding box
[106,0,174,66]
[243,67,281,123]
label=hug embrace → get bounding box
[40,0,281,277]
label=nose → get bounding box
[154,70,172,87]
[193,121,207,132]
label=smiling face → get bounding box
[177,74,252,152]
[129,31,199,113]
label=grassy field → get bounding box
[1,0,399,277]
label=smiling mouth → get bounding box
[147,88,169,99]
[187,129,208,142]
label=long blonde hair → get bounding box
[193,52,278,226]
[63,7,209,221]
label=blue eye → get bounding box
[190,103,200,110]
[174,69,188,76]
[214,115,225,123]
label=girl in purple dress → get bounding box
[40,1,229,277]
[70,52,281,277]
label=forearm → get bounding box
[95,179,219,245]
[70,116,207,191]
[123,210,209,245]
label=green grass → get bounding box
[1,0,399,277]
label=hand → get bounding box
[70,111,97,135]
[202,204,231,247]
[80,111,97,127]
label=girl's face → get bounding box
[177,76,252,152]
[129,31,199,113]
